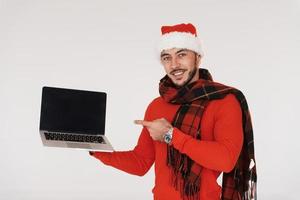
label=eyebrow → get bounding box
[160,48,189,58]
[175,49,188,54]
[160,53,169,58]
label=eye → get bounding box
[178,52,187,57]
[161,56,171,62]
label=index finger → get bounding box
[134,120,152,127]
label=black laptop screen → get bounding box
[40,87,106,135]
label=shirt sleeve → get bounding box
[90,103,155,176]
[171,94,244,173]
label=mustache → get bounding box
[170,69,186,74]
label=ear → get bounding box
[196,54,201,66]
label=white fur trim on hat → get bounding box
[157,32,204,57]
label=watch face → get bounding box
[164,134,171,144]
[164,128,173,144]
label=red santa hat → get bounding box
[157,23,204,57]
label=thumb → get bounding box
[134,120,152,127]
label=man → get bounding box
[90,23,257,200]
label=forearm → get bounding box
[91,128,155,176]
[91,150,154,176]
[171,128,242,172]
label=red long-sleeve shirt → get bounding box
[91,93,243,200]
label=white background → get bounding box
[0,0,299,199]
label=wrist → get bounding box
[163,127,173,144]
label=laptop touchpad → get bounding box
[67,143,91,149]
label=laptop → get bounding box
[39,86,114,151]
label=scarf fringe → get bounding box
[168,147,201,200]
[243,167,257,200]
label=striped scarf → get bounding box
[159,68,257,200]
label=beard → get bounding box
[173,65,198,88]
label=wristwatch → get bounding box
[163,127,173,144]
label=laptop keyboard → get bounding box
[44,132,105,144]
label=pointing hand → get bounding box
[134,118,172,142]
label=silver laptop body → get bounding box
[39,86,114,151]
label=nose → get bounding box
[170,57,179,69]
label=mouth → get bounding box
[171,69,186,80]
